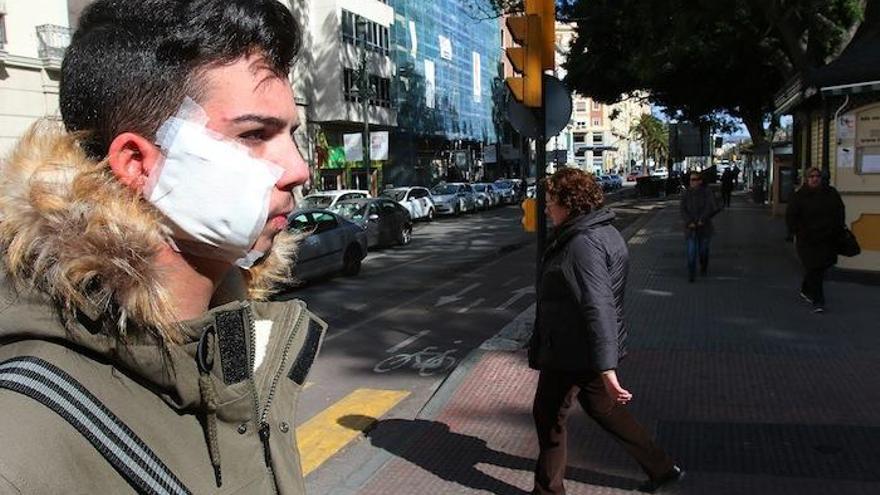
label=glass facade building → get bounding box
[386,0,502,185]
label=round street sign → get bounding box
[506,75,573,139]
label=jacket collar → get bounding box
[544,208,615,260]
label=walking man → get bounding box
[681,171,719,282]
[720,168,734,207]
[0,1,326,492]
[786,167,846,313]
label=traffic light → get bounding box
[521,198,537,232]
[505,0,555,108]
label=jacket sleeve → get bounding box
[562,235,619,372]
[703,189,720,220]
[785,191,801,235]
[680,193,693,224]
[833,188,846,228]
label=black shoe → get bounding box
[638,466,685,493]
[813,304,825,314]
[799,292,814,305]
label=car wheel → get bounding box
[398,225,412,245]
[341,245,362,276]
[426,208,434,221]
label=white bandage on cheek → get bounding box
[145,98,285,265]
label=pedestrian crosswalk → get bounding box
[296,388,409,475]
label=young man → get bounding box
[680,171,719,282]
[0,1,325,493]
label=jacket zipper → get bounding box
[247,301,308,494]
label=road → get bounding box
[274,187,647,491]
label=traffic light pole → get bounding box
[535,87,547,280]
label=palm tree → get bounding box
[630,114,668,171]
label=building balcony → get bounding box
[36,24,71,70]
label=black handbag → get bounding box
[837,228,861,257]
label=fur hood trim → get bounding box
[0,121,295,344]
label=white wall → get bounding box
[0,0,70,157]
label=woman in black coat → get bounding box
[785,167,845,313]
[529,168,681,494]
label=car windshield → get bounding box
[473,184,486,192]
[330,202,367,221]
[300,195,334,209]
[382,189,408,201]
[494,181,513,190]
[432,185,458,195]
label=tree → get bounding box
[630,114,668,169]
[560,0,863,148]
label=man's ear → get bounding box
[107,133,162,192]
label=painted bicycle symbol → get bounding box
[373,346,458,376]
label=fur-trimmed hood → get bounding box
[0,121,297,345]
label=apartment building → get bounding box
[556,22,649,174]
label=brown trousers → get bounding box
[532,369,674,495]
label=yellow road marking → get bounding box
[296,388,409,475]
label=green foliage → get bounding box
[630,114,669,165]
[560,0,864,144]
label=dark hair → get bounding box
[60,0,301,158]
[543,167,604,215]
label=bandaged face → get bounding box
[145,55,308,268]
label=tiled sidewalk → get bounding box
[356,196,880,495]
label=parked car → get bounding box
[297,189,370,210]
[330,197,413,248]
[607,174,623,189]
[381,186,436,221]
[472,183,499,209]
[651,167,669,179]
[430,182,477,215]
[286,209,367,280]
[595,175,612,191]
[492,179,517,204]
[626,172,640,182]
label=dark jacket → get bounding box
[530,208,628,373]
[786,184,845,269]
[680,185,719,237]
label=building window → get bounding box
[341,10,389,56]
[575,101,587,113]
[592,132,604,145]
[573,133,586,143]
[592,101,601,110]
[343,68,392,108]
[592,118,601,127]
[0,14,7,46]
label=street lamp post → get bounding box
[355,19,373,195]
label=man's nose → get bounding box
[275,138,309,192]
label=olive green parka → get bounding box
[0,123,325,494]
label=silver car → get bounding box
[430,183,477,215]
[287,209,367,281]
[472,183,499,209]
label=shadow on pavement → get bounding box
[338,415,639,494]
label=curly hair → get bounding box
[543,167,604,215]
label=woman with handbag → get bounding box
[529,168,682,494]
[785,167,846,313]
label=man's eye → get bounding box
[239,130,267,142]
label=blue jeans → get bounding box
[686,234,710,276]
